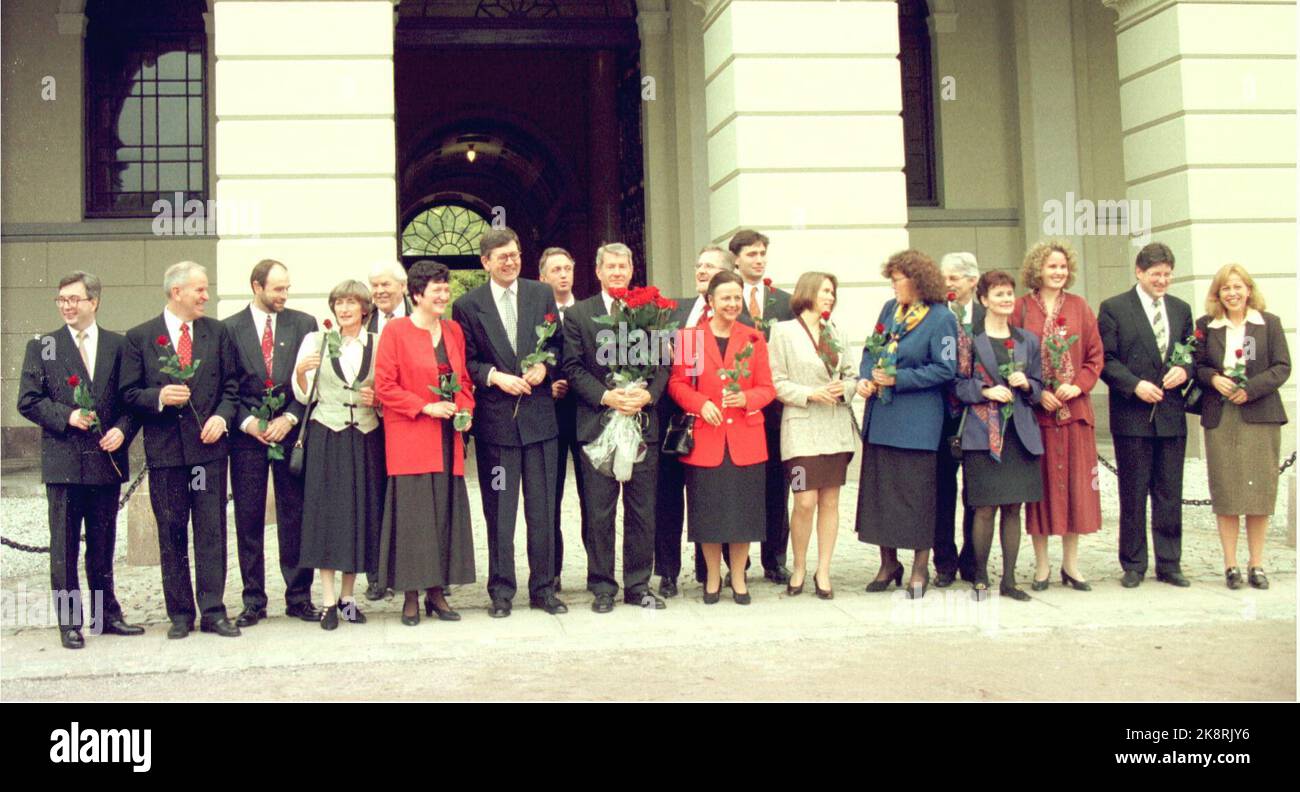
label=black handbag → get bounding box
[661,371,697,457]
[947,406,968,461]
[1182,382,1204,415]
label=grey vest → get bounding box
[309,332,379,434]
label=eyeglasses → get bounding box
[55,297,90,307]
[493,253,522,263]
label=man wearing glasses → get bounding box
[18,272,143,649]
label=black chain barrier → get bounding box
[5,452,1297,554]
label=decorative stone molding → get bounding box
[926,0,957,33]
[55,13,86,36]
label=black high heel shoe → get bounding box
[703,579,721,605]
[787,568,806,596]
[1000,583,1031,602]
[400,606,420,626]
[1060,569,1092,591]
[338,599,366,623]
[424,596,461,621]
[865,563,904,593]
[1031,567,1051,591]
[813,570,833,600]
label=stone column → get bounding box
[212,0,399,320]
[701,0,910,344]
[638,0,683,291]
[588,50,621,251]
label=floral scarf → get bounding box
[1030,290,1074,422]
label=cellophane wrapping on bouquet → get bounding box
[582,373,649,482]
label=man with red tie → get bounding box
[121,261,243,639]
[224,259,320,626]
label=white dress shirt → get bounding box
[240,304,295,433]
[158,308,222,431]
[1136,285,1169,350]
[489,278,519,339]
[555,293,576,324]
[601,290,615,315]
[376,300,407,335]
[743,282,766,314]
[1207,309,1264,369]
[293,329,368,405]
[685,295,708,328]
[68,322,98,376]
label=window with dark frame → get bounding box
[898,0,938,207]
[84,1,208,218]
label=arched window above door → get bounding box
[401,204,492,258]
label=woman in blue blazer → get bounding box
[954,270,1044,601]
[855,250,959,598]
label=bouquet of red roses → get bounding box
[586,285,679,481]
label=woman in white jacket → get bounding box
[767,272,858,598]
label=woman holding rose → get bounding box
[374,260,476,625]
[1010,240,1104,591]
[1194,263,1291,590]
[293,280,384,630]
[668,270,776,605]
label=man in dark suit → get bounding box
[224,259,320,626]
[654,244,737,597]
[454,229,567,617]
[121,261,243,638]
[562,242,670,613]
[362,260,412,601]
[538,246,586,593]
[1098,242,1194,588]
[18,271,143,649]
[933,252,985,587]
[733,229,795,584]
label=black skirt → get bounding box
[685,448,766,544]
[299,422,386,573]
[854,441,936,551]
[962,423,1043,507]
[378,420,476,591]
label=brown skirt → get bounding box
[785,452,853,491]
[1205,402,1282,516]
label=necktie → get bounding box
[261,317,274,378]
[76,329,90,376]
[500,288,518,353]
[178,322,193,367]
[557,307,566,326]
[1151,297,1167,357]
[748,286,762,320]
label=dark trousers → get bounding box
[148,461,229,625]
[365,425,388,584]
[652,449,693,582]
[554,427,588,582]
[580,444,657,597]
[761,414,790,571]
[230,445,312,610]
[46,483,122,630]
[934,416,976,579]
[1113,434,1186,575]
[476,438,558,601]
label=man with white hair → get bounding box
[121,261,243,639]
[362,260,413,601]
[933,251,984,588]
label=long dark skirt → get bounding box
[378,421,476,591]
[300,422,385,573]
[855,441,937,551]
[962,426,1043,507]
[685,448,766,544]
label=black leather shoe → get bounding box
[424,597,461,621]
[763,566,791,584]
[1225,567,1243,589]
[166,621,192,640]
[625,591,667,609]
[101,617,145,636]
[933,570,957,588]
[400,609,420,626]
[60,629,84,649]
[199,618,241,637]
[235,607,267,627]
[1121,570,1143,588]
[1156,570,1190,587]
[1248,567,1269,590]
[865,563,904,593]
[813,570,833,600]
[321,605,339,631]
[286,602,321,621]
[553,576,563,593]
[1060,569,1092,591]
[487,599,512,619]
[364,581,385,601]
[338,599,366,624]
[592,593,615,613]
[703,581,721,605]
[659,577,679,598]
[529,594,569,615]
[733,589,751,605]
[1000,583,1031,602]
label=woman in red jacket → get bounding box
[668,270,776,605]
[374,260,476,625]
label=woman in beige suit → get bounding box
[768,272,858,598]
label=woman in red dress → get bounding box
[1011,241,1104,590]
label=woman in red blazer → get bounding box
[668,270,776,605]
[374,260,476,625]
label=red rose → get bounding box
[66,374,79,387]
[1003,338,1015,349]
[946,291,957,302]
[1194,329,1204,341]
[763,278,772,287]
[1235,348,1244,359]
[607,287,627,301]
[544,313,557,323]
[323,319,332,330]
[874,323,885,334]
[820,311,831,321]
[156,335,170,347]
[264,379,275,388]
[1056,316,1067,326]
[437,363,452,375]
